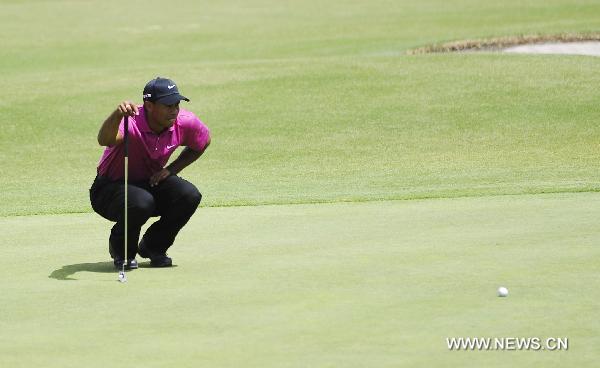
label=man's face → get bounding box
[145,101,180,129]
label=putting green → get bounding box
[2,193,598,367]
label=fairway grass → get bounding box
[2,0,600,216]
[3,53,600,216]
[2,193,598,367]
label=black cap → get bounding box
[142,77,190,105]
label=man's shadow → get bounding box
[49,261,176,280]
[49,262,115,280]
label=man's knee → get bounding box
[129,190,156,220]
[176,180,202,210]
[182,184,202,210]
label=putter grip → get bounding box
[124,115,129,157]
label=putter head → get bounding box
[118,270,127,283]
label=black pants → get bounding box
[89,174,202,259]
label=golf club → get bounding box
[118,114,129,283]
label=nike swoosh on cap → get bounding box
[167,85,176,89]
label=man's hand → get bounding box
[150,168,171,187]
[117,101,139,117]
[98,101,139,146]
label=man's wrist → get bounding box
[165,166,177,175]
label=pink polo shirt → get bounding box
[97,107,210,182]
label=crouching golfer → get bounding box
[90,77,211,269]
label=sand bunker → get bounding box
[504,41,600,56]
[407,34,600,55]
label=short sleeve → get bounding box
[183,115,211,152]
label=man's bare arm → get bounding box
[97,101,138,146]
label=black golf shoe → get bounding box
[138,240,173,267]
[113,258,139,270]
[109,241,138,269]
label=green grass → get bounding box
[2,193,599,367]
[2,0,600,215]
[2,0,600,366]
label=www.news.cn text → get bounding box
[446,337,568,351]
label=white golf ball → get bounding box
[118,272,127,283]
[497,286,508,297]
